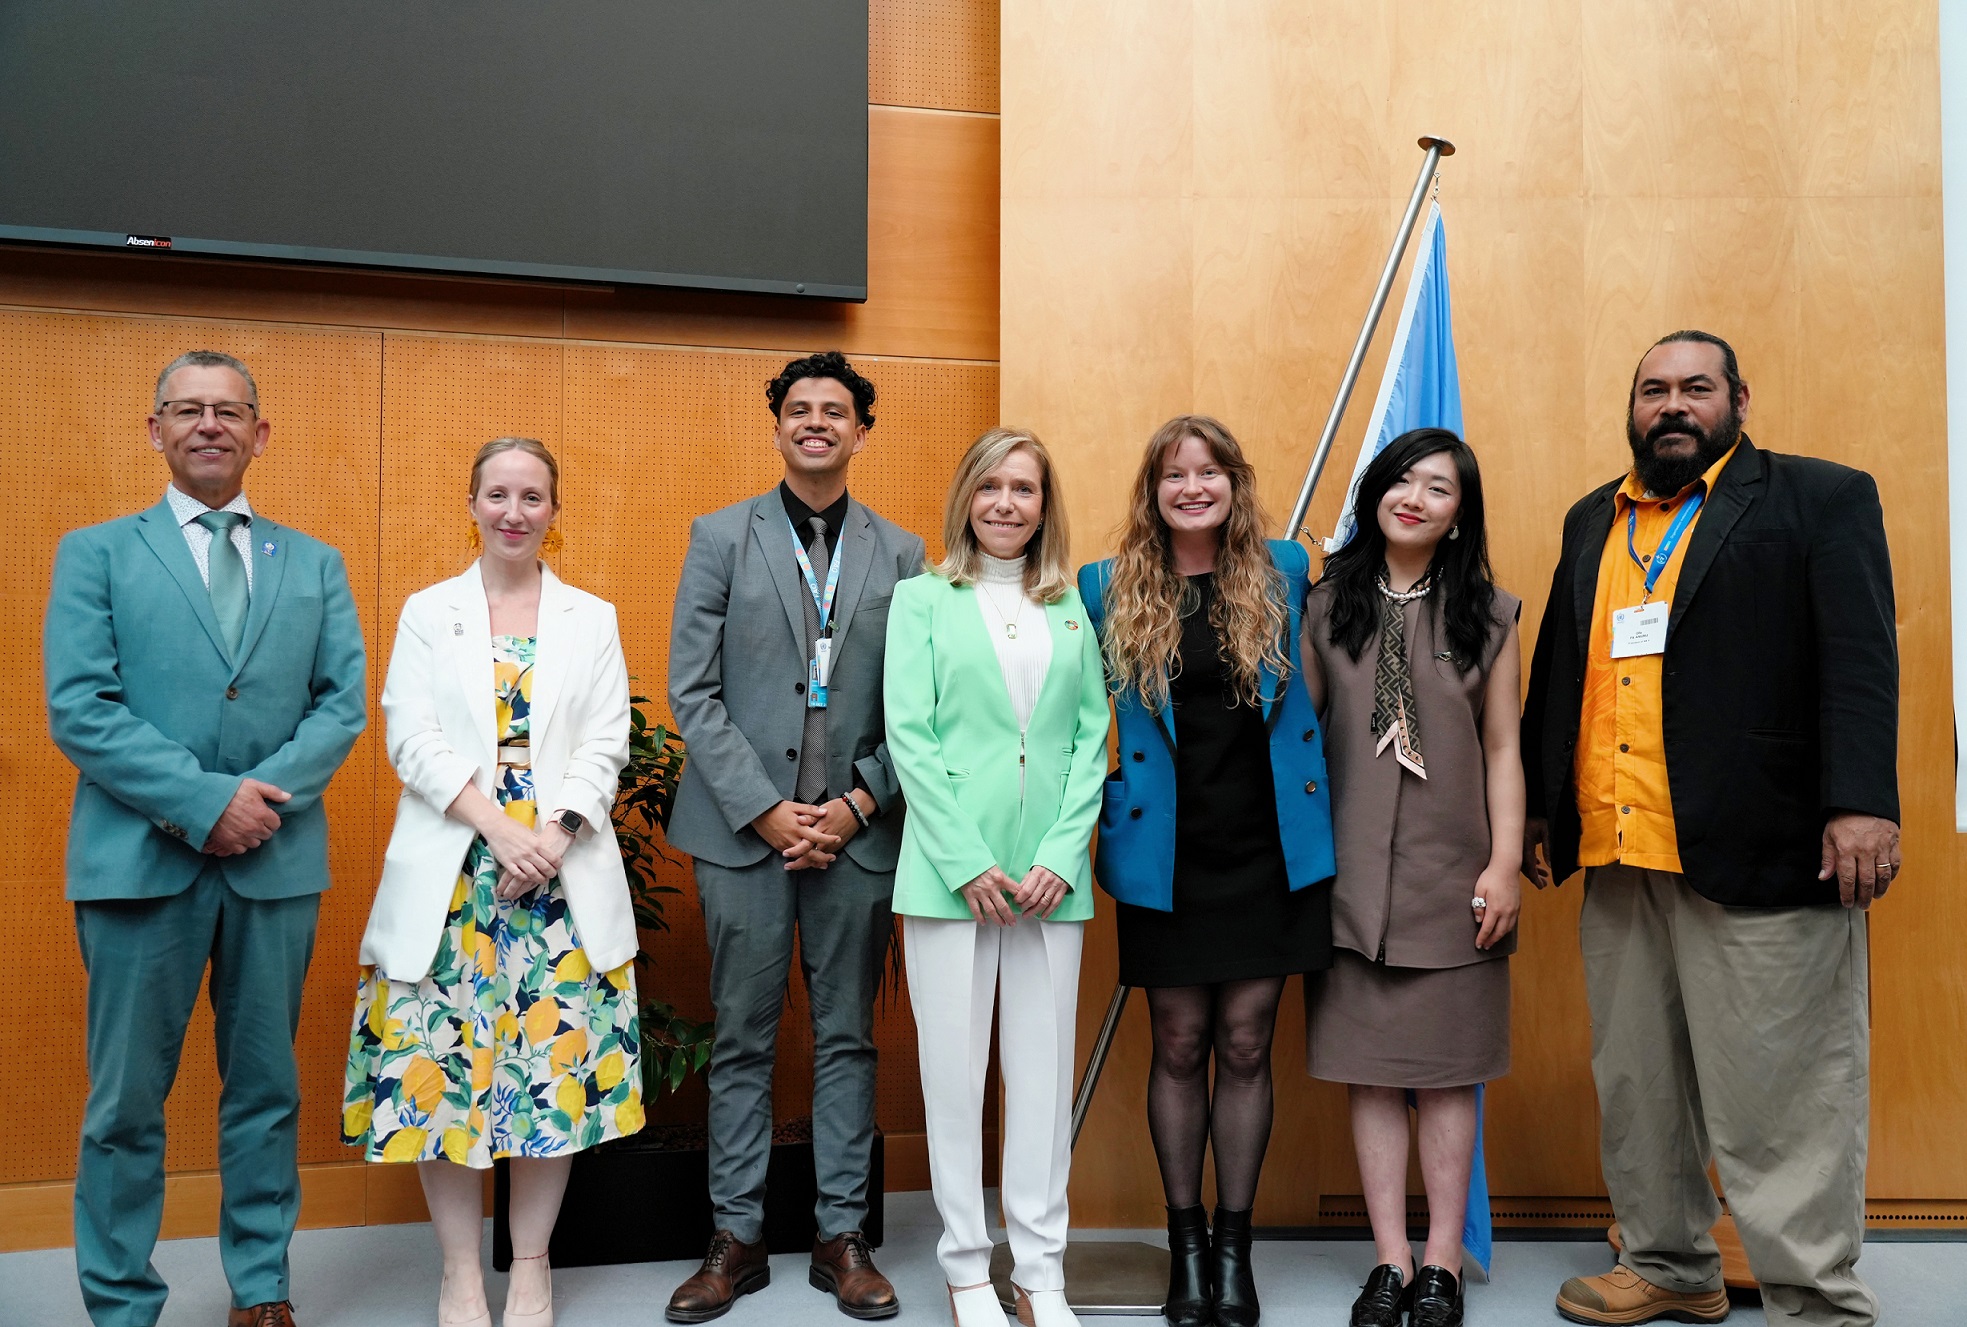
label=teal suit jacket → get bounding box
[44,499,368,901]
[882,573,1111,921]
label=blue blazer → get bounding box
[1078,539,1335,912]
[44,499,367,902]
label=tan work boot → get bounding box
[1556,1266,1730,1324]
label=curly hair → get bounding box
[1099,415,1289,710]
[765,349,876,428]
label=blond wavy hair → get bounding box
[1098,416,1287,709]
[933,427,1074,602]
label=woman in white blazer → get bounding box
[342,438,639,1327]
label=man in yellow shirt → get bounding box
[1522,332,1899,1327]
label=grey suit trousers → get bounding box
[697,851,894,1242]
[1582,864,1875,1327]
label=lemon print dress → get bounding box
[343,635,644,1166]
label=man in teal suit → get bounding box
[44,351,367,1327]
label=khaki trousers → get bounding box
[1580,865,1875,1327]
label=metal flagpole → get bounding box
[1286,135,1456,543]
[996,133,1459,1316]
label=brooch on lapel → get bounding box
[454,623,464,636]
[260,540,277,557]
[1065,619,1080,630]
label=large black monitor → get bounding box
[0,2,869,298]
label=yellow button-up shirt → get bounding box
[1574,445,1739,872]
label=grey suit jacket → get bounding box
[667,491,925,871]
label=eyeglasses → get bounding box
[158,400,257,426]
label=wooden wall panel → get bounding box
[1005,0,1957,1225]
[1,312,384,1184]
[872,0,1000,113]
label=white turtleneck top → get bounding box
[972,553,1052,730]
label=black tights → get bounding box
[1143,977,1286,1212]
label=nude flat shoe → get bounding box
[502,1255,552,1327]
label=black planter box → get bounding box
[492,1117,884,1270]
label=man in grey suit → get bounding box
[665,351,924,1322]
[45,351,366,1327]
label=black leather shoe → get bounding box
[1410,1265,1464,1327]
[1162,1205,1213,1327]
[1348,1264,1412,1327]
[1210,1206,1259,1327]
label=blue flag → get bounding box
[1329,201,1464,552]
[1330,203,1493,1278]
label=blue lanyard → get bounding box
[788,516,843,635]
[1626,491,1704,603]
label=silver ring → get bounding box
[1470,897,1487,910]
[1875,863,1893,871]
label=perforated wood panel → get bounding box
[872,0,1000,113]
[4,310,383,1184]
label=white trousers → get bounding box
[904,914,1084,1290]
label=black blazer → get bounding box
[1521,437,1898,907]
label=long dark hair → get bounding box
[1319,427,1496,671]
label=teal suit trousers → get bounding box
[74,864,319,1327]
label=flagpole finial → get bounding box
[1418,135,1456,155]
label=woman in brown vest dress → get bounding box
[1303,428,1523,1327]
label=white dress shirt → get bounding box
[973,554,1052,730]
[165,484,255,591]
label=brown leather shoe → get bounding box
[808,1231,899,1319]
[226,1304,298,1327]
[667,1229,771,1322]
[1556,1266,1730,1324]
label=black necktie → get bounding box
[795,517,830,804]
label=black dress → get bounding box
[1115,574,1334,987]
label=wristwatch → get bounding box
[552,809,586,836]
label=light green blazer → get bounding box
[882,572,1111,921]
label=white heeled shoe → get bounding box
[1013,1284,1081,1327]
[949,1281,1005,1326]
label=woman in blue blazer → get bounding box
[1079,415,1335,1327]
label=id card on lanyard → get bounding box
[1610,492,1702,659]
[789,516,842,708]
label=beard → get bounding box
[1626,403,1741,496]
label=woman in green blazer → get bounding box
[884,427,1110,1327]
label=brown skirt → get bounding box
[1305,948,1510,1089]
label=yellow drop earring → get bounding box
[468,524,483,553]
[541,526,564,555]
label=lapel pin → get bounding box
[454,623,464,636]
[261,540,277,557]
[1065,619,1080,630]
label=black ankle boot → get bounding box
[1210,1206,1258,1327]
[1162,1205,1213,1327]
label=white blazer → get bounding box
[358,561,637,982]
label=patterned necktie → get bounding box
[795,516,830,804]
[196,510,249,657]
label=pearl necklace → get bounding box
[1377,569,1434,603]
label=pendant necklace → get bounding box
[979,581,1027,639]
